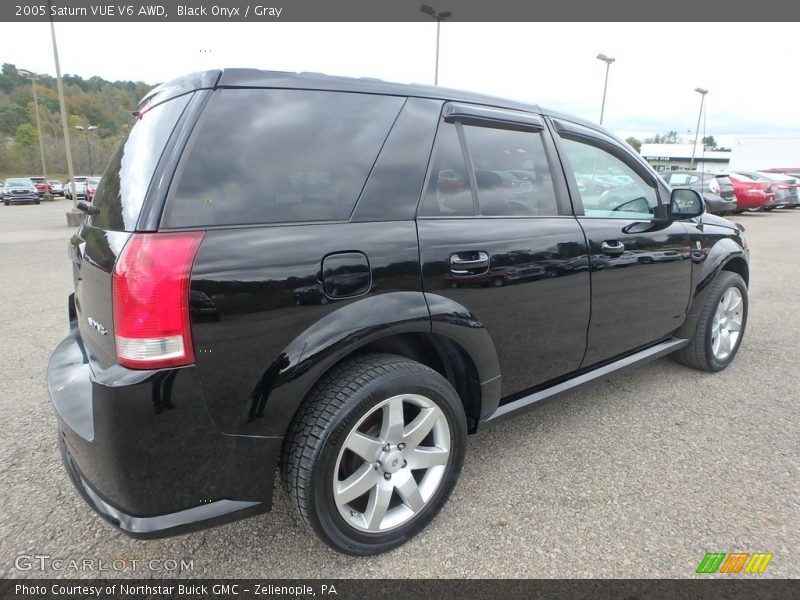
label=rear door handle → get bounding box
[601,241,625,256]
[450,251,489,275]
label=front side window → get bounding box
[560,137,658,220]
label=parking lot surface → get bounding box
[1,200,797,578]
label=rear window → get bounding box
[162,89,405,228]
[90,93,192,231]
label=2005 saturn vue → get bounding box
[48,69,750,555]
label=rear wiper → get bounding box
[76,201,100,215]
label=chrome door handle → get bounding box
[601,241,625,255]
[450,251,490,275]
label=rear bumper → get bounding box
[48,325,281,538]
[59,434,263,538]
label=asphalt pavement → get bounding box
[0,200,797,578]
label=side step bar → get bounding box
[483,337,688,425]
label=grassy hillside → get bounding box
[0,63,154,180]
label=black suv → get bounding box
[49,70,749,555]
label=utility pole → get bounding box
[18,70,48,184]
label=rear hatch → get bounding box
[69,92,194,370]
[714,175,735,201]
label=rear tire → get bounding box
[674,271,747,372]
[281,353,467,555]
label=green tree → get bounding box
[0,104,28,135]
[11,123,39,174]
[625,137,642,153]
[645,131,681,144]
[702,135,717,149]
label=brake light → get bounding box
[112,232,205,369]
[709,178,721,194]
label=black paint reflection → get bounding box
[249,352,291,421]
[151,370,178,414]
[419,218,592,396]
[189,222,426,435]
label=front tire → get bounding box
[674,271,747,372]
[281,353,467,555]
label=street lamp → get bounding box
[596,54,615,125]
[75,125,97,176]
[690,87,708,169]
[420,4,452,86]
[18,69,48,184]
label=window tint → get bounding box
[163,89,404,227]
[560,137,658,220]
[91,93,192,231]
[463,125,557,216]
[419,123,474,216]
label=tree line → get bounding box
[0,63,153,179]
[625,132,730,154]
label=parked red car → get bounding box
[727,172,775,212]
[30,176,50,197]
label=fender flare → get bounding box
[240,291,502,437]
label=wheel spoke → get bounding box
[711,334,721,356]
[363,481,393,531]
[727,295,741,314]
[403,407,440,448]
[335,463,378,507]
[406,446,449,470]
[728,316,742,332]
[720,330,731,356]
[711,320,721,337]
[345,432,383,463]
[380,396,405,441]
[720,290,732,311]
[395,471,425,512]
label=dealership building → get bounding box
[642,136,800,173]
[640,143,731,172]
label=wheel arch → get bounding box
[677,240,749,340]
[259,292,501,439]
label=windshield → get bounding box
[6,179,31,186]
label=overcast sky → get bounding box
[3,22,799,144]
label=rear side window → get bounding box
[91,93,192,231]
[162,89,405,227]
[463,125,557,216]
[420,121,558,217]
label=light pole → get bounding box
[18,70,48,184]
[75,125,97,176]
[420,4,452,86]
[47,0,80,221]
[596,54,615,125]
[690,87,708,169]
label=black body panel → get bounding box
[418,218,591,396]
[189,221,427,436]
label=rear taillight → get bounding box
[709,178,721,194]
[112,232,205,369]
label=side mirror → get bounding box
[669,188,704,219]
